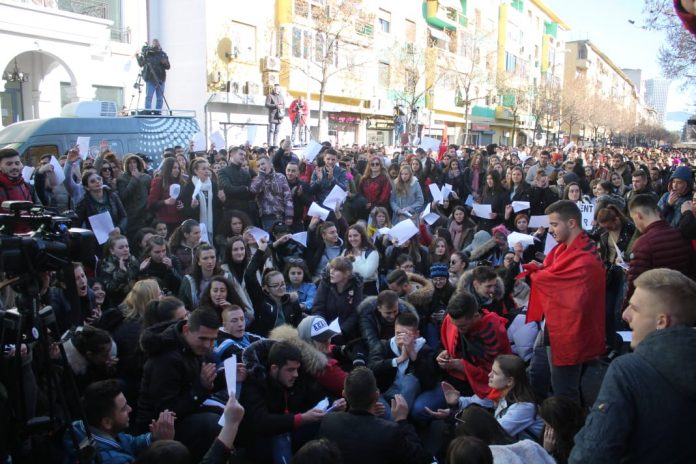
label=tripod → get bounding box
[140,60,171,116]
[127,72,144,115]
[0,276,98,463]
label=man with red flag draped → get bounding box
[520,200,605,402]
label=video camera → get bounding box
[140,43,157,58]
[0,201,95,277]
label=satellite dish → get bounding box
[217,38,232,62]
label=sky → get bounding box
[544,0,695,118]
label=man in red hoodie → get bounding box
[523,200,605,403]
[411,291,511,420]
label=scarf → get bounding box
[192,176,214,242]
[449,220,465,250]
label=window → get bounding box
[292,27,303,58]
[315,33,325,62]
[303,30,312,58]
[405,19,416,42]
[378,61,390,88]
[93,85,124,108]
[578,44,588,60]
[378,9,391,33]
[505,52,517,73]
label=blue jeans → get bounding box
[423,322,441,351]
[412,385,447,422]
[378,373,421,420]
[145,80,165,110]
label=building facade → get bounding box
[644,78,669,125]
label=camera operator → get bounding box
[265,83,286,147]
[0,147,41,212]
[136,39,170,112]
[289,95,309,146]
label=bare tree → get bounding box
[642,0,696,88]
[496,74,531,146]
[529,78,561,145]
[560,78,588,143]
[279,0,371,139]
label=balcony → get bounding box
[576,59,589,70]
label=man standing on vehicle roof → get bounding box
[137,39,170,113]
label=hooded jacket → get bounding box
[358,296,418,361]
[117,154,152,234]
[270,322,347,396]
[135,320,211,432]
[312,270,364,342]
[570,326,696,464]
[238,339,326,440]
[658,165,694,227]
[440,311,512,398]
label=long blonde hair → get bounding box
[123,279,161,320]
[395,165,414,196]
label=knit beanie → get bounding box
[430,263,449,278]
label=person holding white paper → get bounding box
[342,224,379,295]
[181,158,224,244]
[307,209,348,279]
[0,147,41,215]
[473,170,508,233]
[310,148,348,206]
[389,165,424,224]
[147,157,185,232]
[76,171,128,236]
[32,154,61,208]
[504,166,532,227]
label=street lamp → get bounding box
[2,59,30,83]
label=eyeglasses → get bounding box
[101,167,112,172]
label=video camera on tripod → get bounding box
[0,201,99,462]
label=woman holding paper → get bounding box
[147,157,184,232]
[389,165,424,224]
[504,167,532,228]
[75,171,128,236]
[342,224,379,295]
[474,170,508,233]
[180,158,224,244]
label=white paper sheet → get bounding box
[313,397,330,412]
[248,226,270,244]
[507,232,537,250]
[441,184,453,201]
[169,183,181,200]
[529,215,550,228]
[88,211,115,245]
[308,202,330,220]
[465,194,474,207]
[191,132,206,151]
[291,231,308,247]
[209,130,225,150]
[323,185,347,211]
[376,227,391,236]
[420,204,440,225]
[471,203,492,218]
[578,202,595,231]
[429,184,443,204]
[388,219,419,244]
[224,355,237,396]
[76,136,90,160]
[21,166,34,183]
[544,233,557,255]
[198,223,209,243]
[49,156,65,184]
[518,154,531,164]
[511,201,530,213]
[614,242,629,270]
[618,331,632,342]
[302,141,323,163]
[419,136,440,152]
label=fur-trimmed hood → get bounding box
[469,237,502,262]
[268,324,328,376]
[63,338,89,376]
[405,272,435,307]
[456,268,505,302]
[122,153,145,173]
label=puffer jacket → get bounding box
[358,295,418,361]
[136,320,211,432]
[311,270,364,342]
[117,154,152,235]
[270,322,347,397]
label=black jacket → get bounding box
[305,215,348,276]
[287,178,312,224]
[245,249,303,337]
[75,187,128,233]
[318,410,433,464]
[358,296,418,362]
[135,320,211,432]
[369,339,438,393]
[312,271,364,343]
[529,186,559,216]
[239,339,325,440]
[218,163,258,218]
[137,257,183,295]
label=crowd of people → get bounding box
[0,139,695,464]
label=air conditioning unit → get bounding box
[263,72,280,86]
[262,56,281,72]
[61,101,118,117]
[245,82,261,95]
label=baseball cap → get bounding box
[310,316,340,342]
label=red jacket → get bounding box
[524,232,605,366]
[147,176,183,224]
[289,98,309,125]
[440,311,511,398]
[358,174,391,208]
[627,220,695,298]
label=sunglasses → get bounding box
[371,162,381,166]
[101,166,113,171]
[287,257,305,264]
[267,282,286,289]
